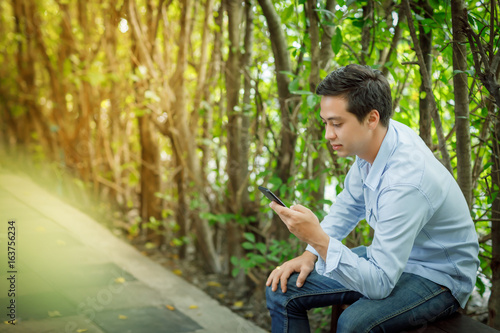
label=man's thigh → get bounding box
[267,246,368,310]
[338,273,459,333]
[266,271,367,325]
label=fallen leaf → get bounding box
[114,277,126,284]
[207,281,221,287]
[118,315,128,320]
[217,293,226,299]
[233,301,244,308]
[189,305,199,309]
[172,269,182,276]
[145,242,156,249]
[48,310,62,317]
[76,329,88,332]
[244,311,254,319]
[165,305,175,311]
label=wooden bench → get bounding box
[330,304,500,332]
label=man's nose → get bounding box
[325,125,337,140]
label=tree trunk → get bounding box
[225,0,245,277]
[451,0,472,208]
[13,0,56,158]
[29,0,74,169]
[138,115,162,243]
[128,0,163,244]
[403,0,453,173]
[257,0,297,240]
[306,0,326,210]
[318,0,336,71]
[103,4,128,207]
[489,118,500,329]
[379,4,404,77]
[191,0,215,133]
[360,0,373,65]
[169,0,221,273]
[417,0,433,148]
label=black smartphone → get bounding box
[258,186,287,207]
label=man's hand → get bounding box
[266,251,317,293]
[270,202,330,260]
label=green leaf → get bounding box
[279,70,297,78]
[256,243,267,255]
[288,78,299,93]
[282,5,294,22]
[475,276,485,296]
[331,27,343,54]
[307,94,319,108]
[242,242,254,250]
[292,90,312,95]
[243,232,256,243]
[315,8,335,19]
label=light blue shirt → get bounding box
[306,120,479,308]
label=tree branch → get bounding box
[402,0,453,173]
[461,8,500,109]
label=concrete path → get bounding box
[0,169,267,333]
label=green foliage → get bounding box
[231,234,303,278]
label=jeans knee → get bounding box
[337,307,371,333]
[266,284,283,311]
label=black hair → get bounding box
[315,64,393,127]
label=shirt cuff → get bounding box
[315,237,342,275]
[305,244,319,257]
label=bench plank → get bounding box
[428,312,498,333]
[331,306,500,333]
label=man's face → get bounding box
[319,96,373,161]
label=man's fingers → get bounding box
[266,266,283,292]
[266,272,273,286]
[270,202,294,218]
[296,268,311,288]
[266,264,292,293]
[272,271,283,292]
[290,204,309,213]
[280,270,289,293]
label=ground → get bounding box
[129,239,273,330]
[1,154,489,333]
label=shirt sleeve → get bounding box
[314,185,433,299]
[306,163,366,256]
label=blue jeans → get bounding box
[266,246,459,333]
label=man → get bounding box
[265,64,479,332]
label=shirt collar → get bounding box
[360,120,397,191]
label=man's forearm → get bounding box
[308,233,330,261]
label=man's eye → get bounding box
[333,123,342,127]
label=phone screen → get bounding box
[258,186,287,207]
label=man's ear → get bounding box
[366,110,380,129]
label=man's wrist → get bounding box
[310,233,330,261]
[303,250,318,262]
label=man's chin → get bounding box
[335,150,352,158]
